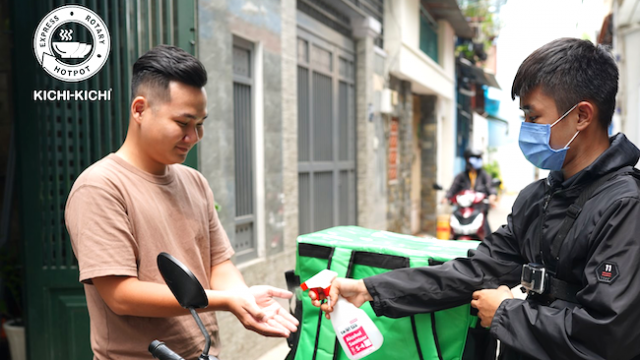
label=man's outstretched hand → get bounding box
[308,278,373,319]
[251,285,299,334]
[470,285,513,328]
[227,286,299,337]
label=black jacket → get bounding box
[364,134,640,360]
[446,168,497,199]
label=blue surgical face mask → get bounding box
[518,104,580,170]
[468,157,483,170]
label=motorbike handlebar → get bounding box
[149,340,220,360]
[149,340,185,360]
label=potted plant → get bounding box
[0,244,25,360]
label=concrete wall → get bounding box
[612,0,640,163]
[420,95,438,234]
[368,49,389,229]
[386,85,444,236]
[383,0,458,235]
[386,78,414,234]
[197,1,296,359]
[356,22,386,230]
[281,1,298,256]
[410,95,422,234]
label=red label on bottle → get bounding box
[343,326,372,355]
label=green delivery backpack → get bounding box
[285,226,482,360]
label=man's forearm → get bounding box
[210,260,248,290]
[93,276,233,317]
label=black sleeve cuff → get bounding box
[363,276,384,317]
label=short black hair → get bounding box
[511,38,618,130]
[131,44,207,103]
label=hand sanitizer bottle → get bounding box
[301,270,384,360]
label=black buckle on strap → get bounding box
[566,204,582,219]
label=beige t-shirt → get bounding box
[65,154,234,359]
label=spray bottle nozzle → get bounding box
[300,269,338,299]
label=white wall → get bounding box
[398,0,420,49]
[437,97,456,192]
[438,20,455,76]
[385,0,458,193]
[384,0,455,99]
[472,112,489,152]
[620,28,640,152]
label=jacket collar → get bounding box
[547,133,640,192]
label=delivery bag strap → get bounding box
[547,277,581,303]
[545,171,617,303]
[550,172,616,260]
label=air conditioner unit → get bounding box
[376,88,393,114]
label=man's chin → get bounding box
[173,153,189,164]
[157,153,188,166]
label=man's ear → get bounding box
[131,96,149,125]
[576,100,595,131]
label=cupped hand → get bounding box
[227,286,298,338]
[250,285,299,334]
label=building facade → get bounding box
[1,0,476,359]
[382,0,472,235]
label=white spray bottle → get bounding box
[301,269,384,360]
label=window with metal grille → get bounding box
[419,6,439,64]
[232,36,257,263]
[297,0,384,47]
[298,28,357,235]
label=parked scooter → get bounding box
[433,178,500,240]
[148,252,220,360]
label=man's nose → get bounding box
[183,124,201,144]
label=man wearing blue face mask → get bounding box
[311,38,640,360]
[443,148,498,235]
[443,148,498,206]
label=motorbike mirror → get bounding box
[491,178,502,188]
[432,183,444,191]
[157,252,208,309]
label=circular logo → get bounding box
[33,5,110,83]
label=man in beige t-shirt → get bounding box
[65,45,298,359]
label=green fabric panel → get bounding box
[328,247,354,277]
[469,316,478,328]
[411,257,431,268]
[294,246,355,360]
[341,262,441,360]
[294,247,331,360]
[433,306,474,360]
[294,227,482,360]
[413,313,442,360]
[407,258,471,360]
[316,247,354,359]
[298,226,478,260]
[409,258,474,360]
